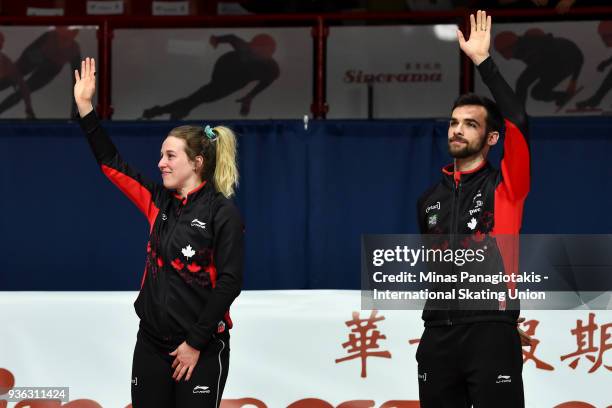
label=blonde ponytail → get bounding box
[212,126,239,198]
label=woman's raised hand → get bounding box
[74,57,96,117]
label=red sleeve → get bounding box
[499,119,530,201]
[79,110,162,229]
[100,164,160,228]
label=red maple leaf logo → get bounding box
[187,262,202,273]
[171,258,184,271]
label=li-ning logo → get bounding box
[418,373,427,382]
[425,201,441,214]
[131,377,138,386]
[191,219,207,230]
[496,375,511,384]
[193,385,211,394]
[161,213,168,221]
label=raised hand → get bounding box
[74,57,96,117]
[457,10,492,66]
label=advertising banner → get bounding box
[112,28,312,120]
[1,291,610,407]
[475,21,612,116]
[327,25,460,119]
[0,26,98,119]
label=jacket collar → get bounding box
[173,180,209,205]
[441,160,490,187]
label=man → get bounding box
[494,28,583,110]
[416,10,531,407]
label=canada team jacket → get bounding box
[79,111,243,350]
[417,57,530,326]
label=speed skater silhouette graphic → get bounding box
[142,33,280,119]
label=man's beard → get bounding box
[448,135,486,159]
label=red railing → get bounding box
[1,6,611,119]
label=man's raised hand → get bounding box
[457,10,492,66]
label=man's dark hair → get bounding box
[451,93,504,134]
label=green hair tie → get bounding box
[204,125,218,141]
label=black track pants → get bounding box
[416,322,524,408]
[131,329,230,408]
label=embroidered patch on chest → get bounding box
[428,214,438,227]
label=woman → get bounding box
[74,57,243,408]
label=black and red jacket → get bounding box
[417,57,530,326]
[79,110,243,350]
